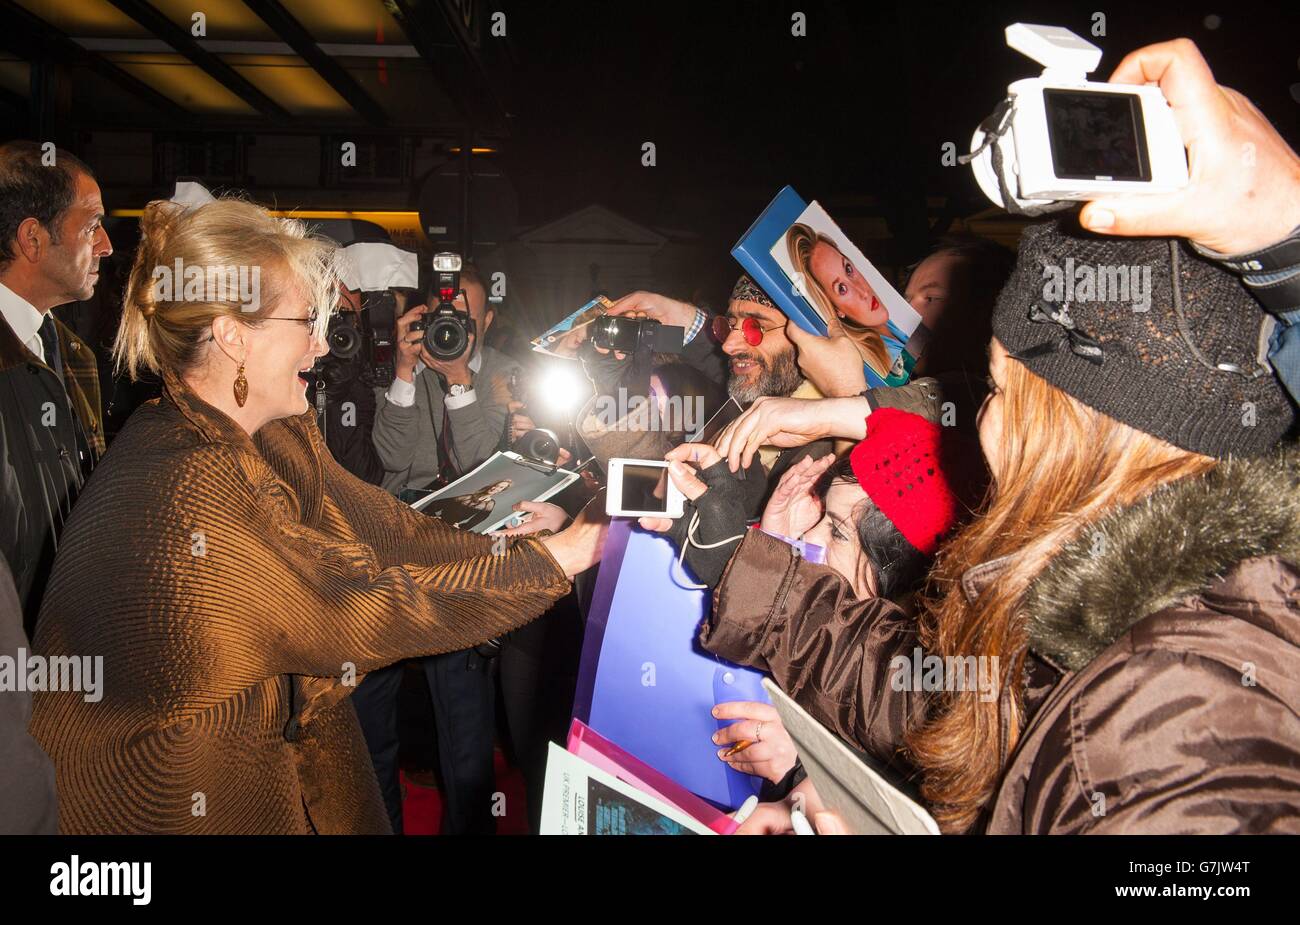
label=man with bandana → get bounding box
[598,276,834,499]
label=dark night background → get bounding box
[496,0,1300,297]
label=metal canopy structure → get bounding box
[0,0,514,216]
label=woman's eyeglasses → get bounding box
[711,315,783,346]
[206,309,321,343]
[260,308,320,330]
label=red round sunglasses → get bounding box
[711,314,783,346]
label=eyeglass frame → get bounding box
[204,307,324,343]
[712,314,785,346]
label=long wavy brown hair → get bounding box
[906,347,1217,833]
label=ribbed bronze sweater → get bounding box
[29,374,571,834]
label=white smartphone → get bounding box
[605,459,686,519]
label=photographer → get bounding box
[578,275,835,517]
[311,240,426,487]
[372,262,519,494]
[313,284,384,485]
[363,260,527,835]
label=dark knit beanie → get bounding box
[992,219,1294,458]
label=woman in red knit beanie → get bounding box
[639,407,983,828]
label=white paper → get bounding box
[540,743,715,835]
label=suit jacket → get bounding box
[0,556,58,833]
[30,372,570,833]
[371,345,519,494]
[0,308,102,633]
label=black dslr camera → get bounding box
[322,288,398,388]
[411,252,474,361]
[591,315,684,355]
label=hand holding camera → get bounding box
[393,300,475,384]
[606,290,699,330]
[506,400,537,444]
[1078,38,1300,255]
[393,301,429,383]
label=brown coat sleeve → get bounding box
[168,442,570,685]
[700,528,924,768]
[314,421,505,569]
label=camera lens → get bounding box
[426,315,468,360]
[514,428,560,465]
[328,322,362,360]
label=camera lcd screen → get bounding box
[620,464,666,512]
[1043,89,1150,182]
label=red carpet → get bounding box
[400,749,532,835]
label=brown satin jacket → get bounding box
[705,448,1300,833]
[30,373,570,834]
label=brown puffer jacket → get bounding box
[706,448,1300,833]
[30,373,570,834]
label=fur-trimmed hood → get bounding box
[1022,446,1300,671]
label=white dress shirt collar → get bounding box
[0,279,47,362]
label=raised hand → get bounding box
[785,312,868,397]
[761,453,835,538]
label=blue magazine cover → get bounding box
[732,186,928,388]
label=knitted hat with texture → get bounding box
[849,407,969,555]
[993,219,1294,458]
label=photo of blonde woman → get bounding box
[785,222,899,380]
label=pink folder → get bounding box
[566,719,739,835]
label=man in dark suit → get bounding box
[0,141,111,634]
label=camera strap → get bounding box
[960,98,1073,218]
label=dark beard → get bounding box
[727,347,802,403]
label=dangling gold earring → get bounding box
[233,362,249,407]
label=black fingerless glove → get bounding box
[665,459,751,588]
[578,338,653,399]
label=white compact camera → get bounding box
[605,459,686,519]
[967,23,1188,214]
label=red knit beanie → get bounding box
[848,407,966,556]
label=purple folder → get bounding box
[573,518,770,810]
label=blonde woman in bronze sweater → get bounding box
[29,199,605,834]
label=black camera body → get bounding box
[591,316,684,355]
[322,289,398,388]
[410,252,475,361]
[412,302,475,361]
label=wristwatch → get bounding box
[448,382,469,398]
